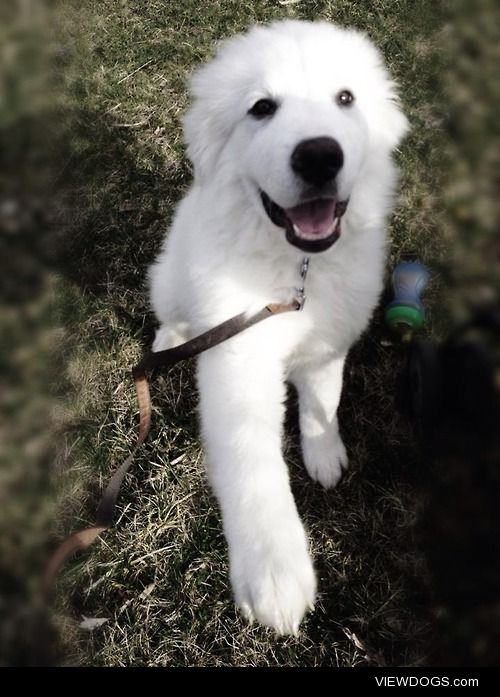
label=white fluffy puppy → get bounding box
[149,20,408,635]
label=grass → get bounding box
[0,0,456,667]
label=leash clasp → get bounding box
[295,256,310,310]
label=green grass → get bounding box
[1,0,454,667]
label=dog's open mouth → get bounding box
[261,191,349,253]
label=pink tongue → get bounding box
[285,199,336,236]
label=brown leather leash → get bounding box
[42,298,302,596]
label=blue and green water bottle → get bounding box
[385,261,429,339]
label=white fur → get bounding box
[149,20,408,635]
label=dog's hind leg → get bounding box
[291,355,348,489]
[152,322,190,352]
[149,250,191,352]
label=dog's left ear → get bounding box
[377,87,409,151]
[366,78,410,152]
[352,34,409,152]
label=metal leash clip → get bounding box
[295,256,310,310]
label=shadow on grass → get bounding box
[0,105,193,665]
[51,106,190,342]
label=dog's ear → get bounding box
[371,84,410,152]
[183,57,235,181]
[348,32,410,152]
[183,102,223,182]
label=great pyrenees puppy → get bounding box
[149,20,408,635]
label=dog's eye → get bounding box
[337,90,355,107]
[248,98,278,119]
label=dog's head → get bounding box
[184,20,409,253]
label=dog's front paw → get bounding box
[302,429,348,489]
[230,529,316,635]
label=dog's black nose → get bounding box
[291,137,344,187]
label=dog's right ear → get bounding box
[183,58,234,181]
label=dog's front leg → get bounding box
[197,343,316,635]
[292,356,348,489]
